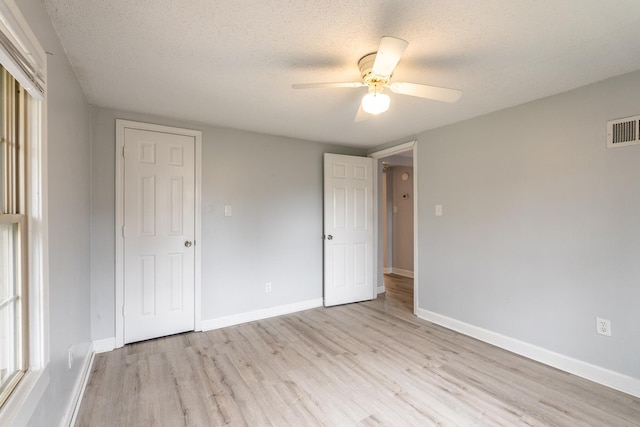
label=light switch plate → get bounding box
[435,205,443,216]
[224,205,232,217]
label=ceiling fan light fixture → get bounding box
[361,91,390,115]
[291,36,462,121]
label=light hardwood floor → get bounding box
[76,275,640,426]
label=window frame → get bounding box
[0,64,29,406]
[0,213,28,406]
[0,0,49,424]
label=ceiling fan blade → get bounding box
[372,36,409,77]
[292,82,365,89]
[354,104,370,122]
[388,82,462,103]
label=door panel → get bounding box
[324,153,374,306]
[123,128,195,344]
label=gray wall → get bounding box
[417,70,640,379]
[15,0,93,425]
[90,107,365,339]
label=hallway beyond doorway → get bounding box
[382,273,413,313]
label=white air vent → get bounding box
[607,116,640,148]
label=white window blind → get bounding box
[0,0,46,99]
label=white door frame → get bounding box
[369,140,418,314]
[115,120,202,348]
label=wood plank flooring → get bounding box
[76,275,640,426]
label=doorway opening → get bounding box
[370,141,416,315]
[381,155,414,312]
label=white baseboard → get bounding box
[60,342,94,427]
[383,267,392,274]
[389,268,414,278]
[377,285,385,294]
[61,336,119,426]
[90,300,324,350]
[92,337,116,354]
[202,298,323,331]
[417,308,640,398]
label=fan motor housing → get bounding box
[358,53,389,86]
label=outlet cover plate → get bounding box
[68,346,74,369]
[596,317,611,336]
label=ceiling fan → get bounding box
[292,36,462,120]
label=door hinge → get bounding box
[122,225,126,237]
[122,146,126,158]
[122,305,125,316]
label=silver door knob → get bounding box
[184,241,193,247]
[327,235,333,240]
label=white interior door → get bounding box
[324,153,374,306]
[123,127,195,344]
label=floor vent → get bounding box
[607,116,640,148]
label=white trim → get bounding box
[417,308,640,398]
[383,267,392,274]
[201,298,323,331]
[389,268,414,278]
[377,285,385,294]
[115,120,202,348]
[369,141,416,159]
[369,140,418,314]
[412,143,419,314]
[27,82,49,372]
[114,121,124,348]
[194,139,202,331]
[60,343,92,427]
[92,337,116,354]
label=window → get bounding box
[0,0,48,422]
[0,64,28,408]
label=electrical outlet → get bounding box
[68,346,74,369]
[596,317,611,336]
[265,282,272,293]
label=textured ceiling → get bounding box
[43,0,640,147]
